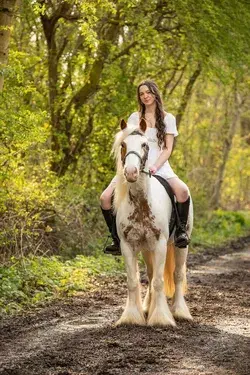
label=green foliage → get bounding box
[1,0,250,319]
[222,134,250,208]
[0,0,250,262]
[0,47,59,259]
[52,180,108,257]
[0,254,125,315]
[191,210,250,248]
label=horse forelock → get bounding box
[112,125,144,176]
[112,125,140,159]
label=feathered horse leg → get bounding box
[116,240,146,326]
[141,249,153,315]
[148,236,176,327]
[172,245,192,320]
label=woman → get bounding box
[100,80,190,255]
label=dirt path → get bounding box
[1,241,250,375]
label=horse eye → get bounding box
[142,142,148,148]
[121,142,125,148]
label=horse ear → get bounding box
[140,118,147,133]
[120,119,127,130]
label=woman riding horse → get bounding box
[110,115,193,325]
[100,80,190,255]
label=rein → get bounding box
[142,169,152,177]
[122,130,151,178]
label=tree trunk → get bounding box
[210,90,243,209]
[40,2,120,176]
[240,116,250,145]
[176,63,202,129]
[0,0,18,91]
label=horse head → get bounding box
[118,118,149,183]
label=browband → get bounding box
[129,130,144,136]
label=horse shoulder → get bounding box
[150,178,170,204]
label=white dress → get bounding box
[127,112,178,180]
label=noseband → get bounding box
[122,130,151,177]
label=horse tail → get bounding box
[164,243,187,298]
[164,243,175,298]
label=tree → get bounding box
[0,0,18,91]
[210,88,244,209]
[15,0,248,177]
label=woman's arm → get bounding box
[149,134,174,174]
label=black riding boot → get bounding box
[175,197,190,248]
[101,207,121,255]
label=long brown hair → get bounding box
[137,80,166,148]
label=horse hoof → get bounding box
[147,310,176,327]
[115,311,146,326]
[172,306,193,321]
[115,318,146,326]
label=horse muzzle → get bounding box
[124,166,139,183]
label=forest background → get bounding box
[0,0,250,314]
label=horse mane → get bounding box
[112,125,140,212]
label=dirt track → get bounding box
[1,239,250,375]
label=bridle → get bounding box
[122,130,152,177]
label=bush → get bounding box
[0,254,125,315]
[191,209,250,248]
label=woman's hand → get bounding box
[149,165,158,174]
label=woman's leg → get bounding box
[166,177,189,203]
[100,178,121,255]
[100,178,116,210]
[167,177,190,248]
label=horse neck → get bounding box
[114,166,151,212]
[127,174,151,202]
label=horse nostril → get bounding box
[124,167,138,181]
[125,166,137,175]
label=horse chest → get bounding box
[120,194,161,244]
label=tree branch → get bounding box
[60,34,85,92]
[56,36,68,61]
[57,112,94,176]
[62,18,120,119]
[176,63,202,128]
[167,63,187,97]
[110,41,137,62]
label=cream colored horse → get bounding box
[113,118,193,326]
